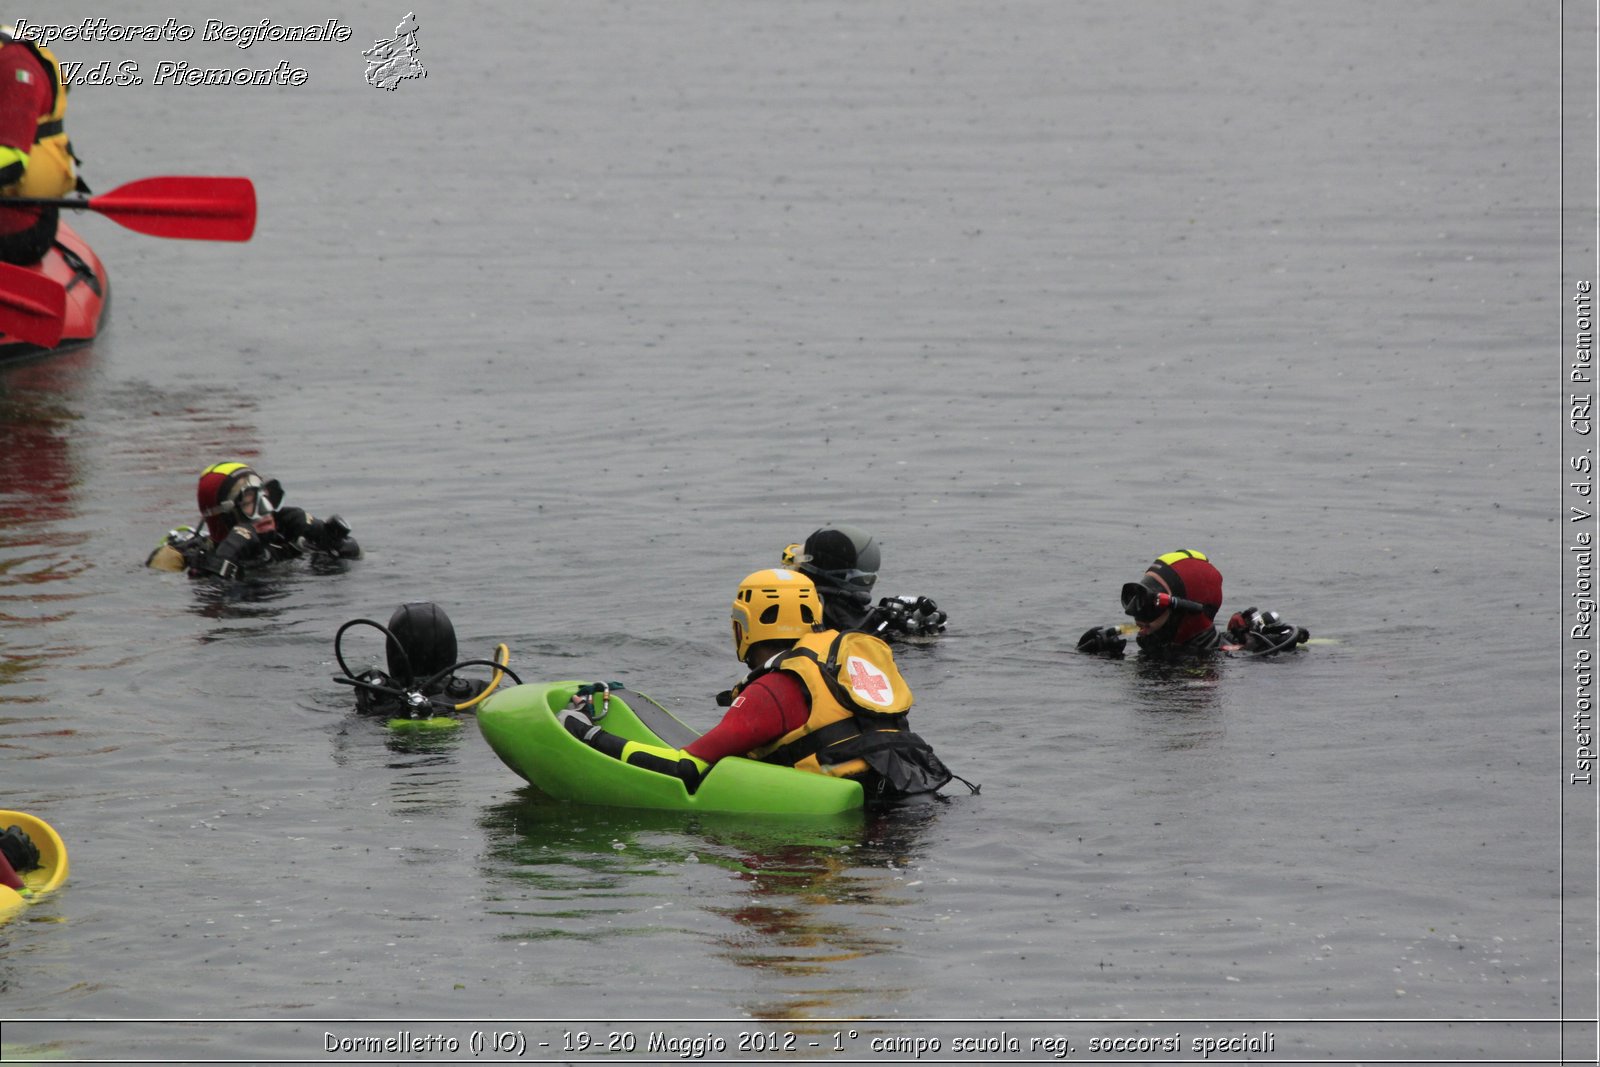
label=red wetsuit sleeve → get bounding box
[685,671,810,763]
[0,849,20,890]
[0,47,50,154]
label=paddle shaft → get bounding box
[3,176,255,241]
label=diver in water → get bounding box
[146,461,360,580]
[333,601,513,721]
[1077,549,1309,660]
[782,523,947,639]
[558,568,966,804]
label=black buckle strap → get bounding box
[760,718,862,769]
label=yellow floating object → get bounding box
[0,810,68,923]
[387,716,462,732]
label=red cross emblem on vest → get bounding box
[847,656,892,705]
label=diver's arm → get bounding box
[277,506,360,558]
[1225,608,1309,655]
[206,525,266,579]
[1077,625,1127,657]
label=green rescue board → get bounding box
[0,810,68,923]
[476,682,864,816]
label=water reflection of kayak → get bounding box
[0,810,69,923]
[477,682,865,817]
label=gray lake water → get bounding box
[0,2,1590,1064]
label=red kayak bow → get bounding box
[0,264,65,347]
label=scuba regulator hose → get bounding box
[333,618,522,716]
[453,643,511,711]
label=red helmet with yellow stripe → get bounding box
[1120,549,1223,646]
[197,461,276,541]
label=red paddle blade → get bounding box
[88,176,256,242]
[0,265,65,348]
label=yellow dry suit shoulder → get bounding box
[749,630,910,776]
[751,630,956,798]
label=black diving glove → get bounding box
[1227,608,1309,655]
[208,525,262,580]
[325,514,356,553]
[310,514,360,558]
[1077,625,1127,657]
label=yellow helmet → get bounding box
[731,568,821,660]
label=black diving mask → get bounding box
[1122,576,1204,622]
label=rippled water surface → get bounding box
[0,1,1584,1063]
